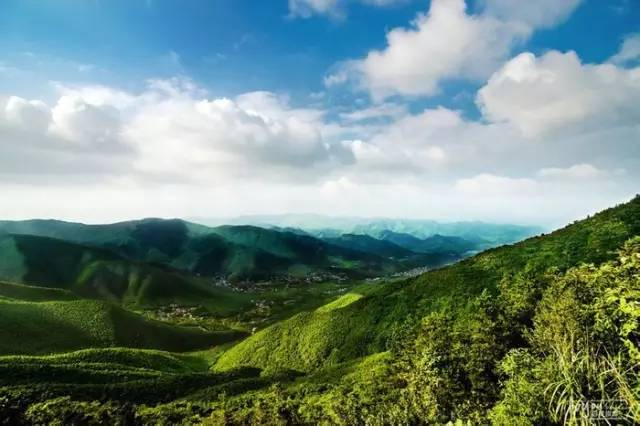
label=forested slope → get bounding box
[216,196,640,373]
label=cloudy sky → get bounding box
[0,0,638,227]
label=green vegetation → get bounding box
[0,234,254,312]
[378,230,479,255]
[0,218,413,281]
[0,196,638,424]
[215,196,640,374]
[322,233,415,258]
[0,299,243,355]
[0,281,77,302]
[223,213,541,244]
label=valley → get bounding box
[0,198,637,423]
[3,0,638,423]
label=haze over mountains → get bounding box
[0,217,540,285]
[196,214,542,245]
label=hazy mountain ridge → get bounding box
[196,214,542,245]
[0,217,497,282]
[0,219,396,281]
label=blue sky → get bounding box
[2,0,637,108]
[0,0,639,225]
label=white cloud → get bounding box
[118,83,355,183]
[50,94,122,147]
[477,50,640,137]
[288,0,405,19]
[338,102,407,123]
[538,163,606,180]
[320,176,359,195]
[324,67,351,87]
[3,96,50,132]
[0,93,131,179]
[1,41,638,225]
[340,107,463,178]
[610,33,640,65]
[455,173,537,196]
[289,0,341,19]
[480,0,582,28]
[0,80,357,184]
[327,0,581,99]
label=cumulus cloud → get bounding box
[125,85,355,182]
[0,79,355,184]
[610,33,640,65]
[477,50,640,137]
[327,0,581,99]
[3,96,50,132]
[339,107,464,179]
[1,39,638,225]
[0,93,129,179]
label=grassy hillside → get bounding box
[216,196,640,372]
[0,281,78,302]
[0,233,119,287]
[0,233,253,310]
[0,232,374,333]
[0,299,243,355]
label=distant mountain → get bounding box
[197,214,543,247]
[0,219,414,281]
[323,234,415,259]
[378,231,478,255]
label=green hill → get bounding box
[323,233,416,258]
[0,219,401,280]
[0,281,78,302]
[215,196,640,373]
[378,230,479,255]
[0,233,251,310]
[1,197,639,424]
[0,299,243,355]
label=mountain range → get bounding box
[0,217,532,287]
[1,198,637,424]
[194,214,543,244]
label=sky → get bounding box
[0,0,638,227]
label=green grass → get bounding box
[315,292,363,313]
[0,348,208,374]
[0,281,77,302]
[0,299,244,355]
[214,299,388,373]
